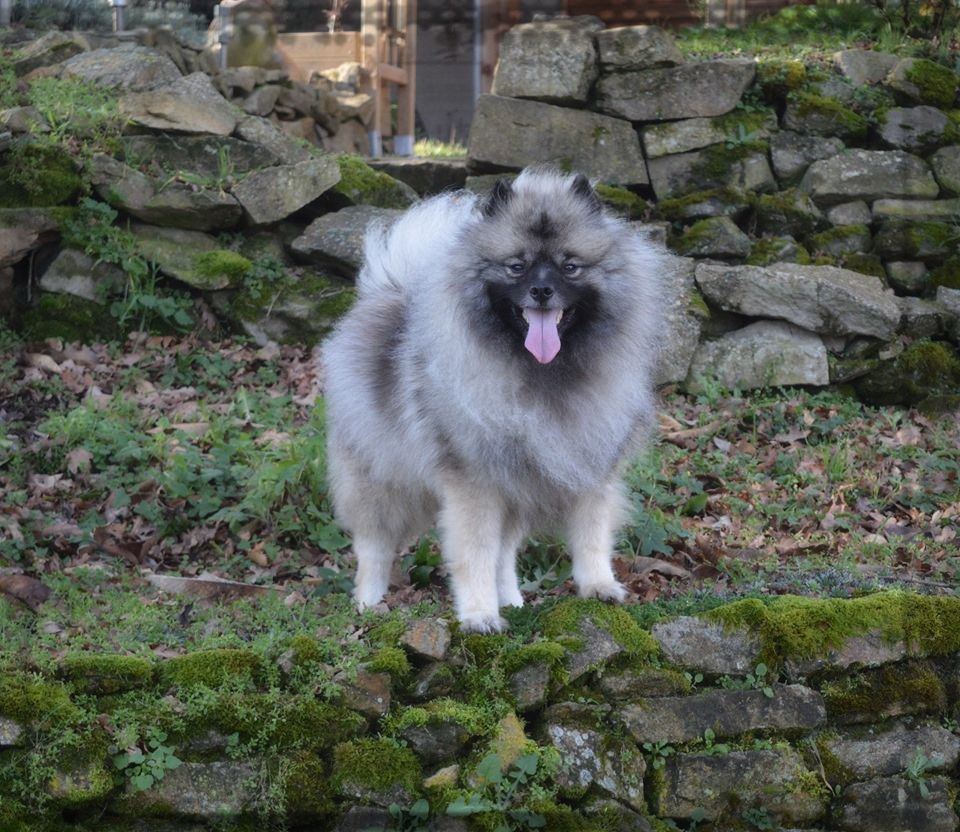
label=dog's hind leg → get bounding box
[439,480,507,633]
[497,518,527,609]
[566,482,629,603]
[352,532,398,609]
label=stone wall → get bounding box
[2,22,959,408]
[467,18,960,408]
[5,593,960,830]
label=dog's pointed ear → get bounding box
[483,178,514,217]
[571,173,602,214]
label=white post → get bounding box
[0,0,11,28]
[112,0,126,32]
[216,4,231,70]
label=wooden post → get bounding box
[361,0,383,157]
[394,0,417,156]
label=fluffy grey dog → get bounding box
[323,168,664,632]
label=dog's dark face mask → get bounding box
[480,175,606,366]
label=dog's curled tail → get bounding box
[356,191,479,298]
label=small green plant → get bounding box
[61,198,194,332]
[720,663,775,698]
[387,798,431,831]
[446,753,546,831]
[642,740,676,770]
[684,670,704,689]
[742,806,775,830]
[725,123,762,149]
[112,728,182,792]
[905,748,942,797]
[401,536,443,588]
[701,728,731,755]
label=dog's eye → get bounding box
[506,262,525,275]
[562,262,581,276]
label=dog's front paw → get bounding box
[354,586,386,612]
[498,585,525,609]
[458,612,509,634]
[578,581,628,603]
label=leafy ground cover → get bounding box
[0,326,957,662]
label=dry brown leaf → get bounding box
[145,572,280,600]
[247,542,269,568]
[0,574,51,611]
[66,448,93,474]
[23,353,62,374]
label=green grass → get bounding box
[413,139,468,159]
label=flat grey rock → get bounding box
[620,683,826,744]
[695,262,901,339]
[686,320,829,392]
[596,59,755,121]
[468,94,648,186]
[652,615,761,675]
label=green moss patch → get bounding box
[707,591,960,667]
[542,599,659,661]
[654,187,749,222]
[821,660,946,721]
[0,142,83,207]
[190,250,252,290]
[0,674,79,726]
[788,91,869,140]
[60,654,153,695]
[855,340,960,407]
[904,58,958,108]
[21,293,123,343]
[160,648,262,691]
[387,697,493,736]
[929,257,960,291]
[367,646,412,679]
[595,184,647,220]
[332,737,422,797]
[333,154,414,209]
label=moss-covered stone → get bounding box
[332,154,416,209]
[692,140,770,184]
[746,236,811,266]
[47,759,114,809]
[929,256,960,291]
[0,143,83,207]
[821,660,946,723]
[808,224,871,257]
[786,91,869,141]
[59,654,154,695]
[332,738,422,804]
[754,188,823,238]
[594,183,647,220]
[904,58,958,108]
[757,59,807,100]
[283,751,336,820]
[160,648,261,690]
[654,187,750,222]
[542,599,659,661]
[706,591,960,668]
[20,293,123,343]
[387,698,493,736]
[367,645,412,679]
[189,249,252,291]
[840,252,887,279]
[873,220,957,261]
[0,673,79,726]
[502,641,566,676]
[855,339,960,407]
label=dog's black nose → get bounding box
[529,286,554,303]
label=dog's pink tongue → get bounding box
[523,309,561,364]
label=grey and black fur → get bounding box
[322,168,666,632]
